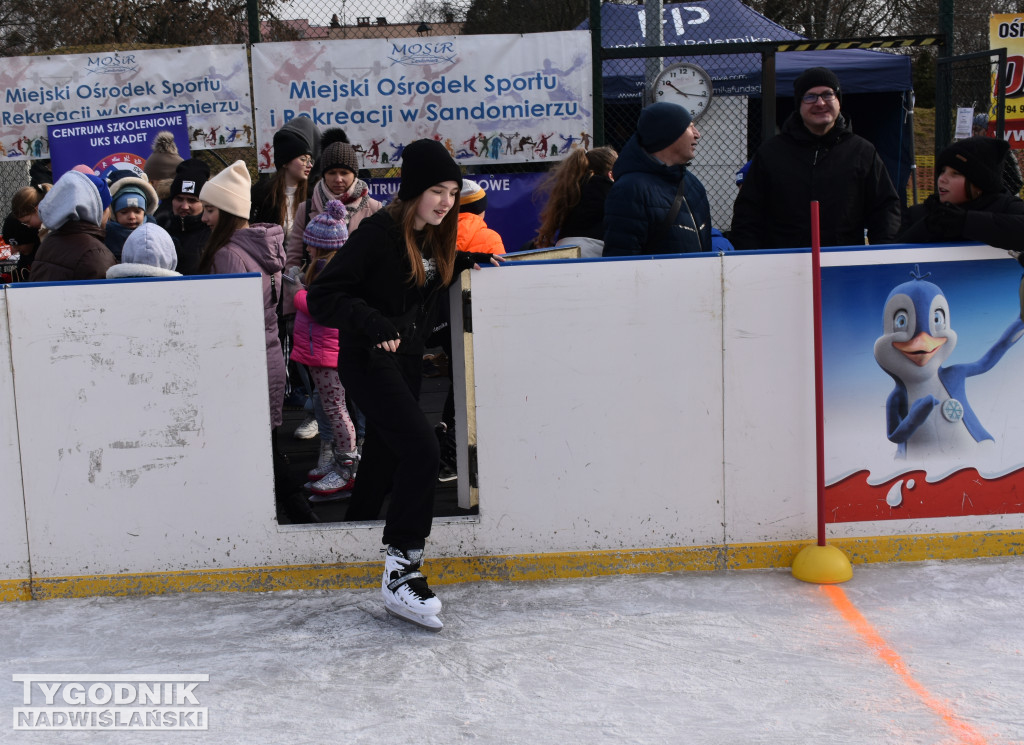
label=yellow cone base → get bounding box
[791,543,853,584]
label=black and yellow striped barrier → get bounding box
[775,36,944,52]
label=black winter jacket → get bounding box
[306,210,494,357]
[898,192,1024,264]
[731,113,901,249]
[603,134,712,256]
[155,206,210,276]
[559,174,613,242]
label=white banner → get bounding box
[0,46,253,160]
[250,31,593,170]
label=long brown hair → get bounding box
[198,211,249,274]
[535,147,617,247]
[386,189,460,287]
[303,247,339,286]
[272,168,308,226]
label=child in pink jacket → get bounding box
[291,200,358,500]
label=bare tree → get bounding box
[461,0,586,35]
[404,0,467,24]
[0,0,298,53]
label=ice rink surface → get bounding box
[2,556,1023,744]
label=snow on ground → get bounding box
[2,556,1023,744]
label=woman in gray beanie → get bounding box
[307,139,502,630]
[250,117,318,245]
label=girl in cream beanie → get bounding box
[199,159,251,220]
[197,160,289,477]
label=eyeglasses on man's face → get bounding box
[801,90,837,104]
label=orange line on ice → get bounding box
[821,585,989,745]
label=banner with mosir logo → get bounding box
[250,32,593,170]
[0,45,252,160]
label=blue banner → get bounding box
[367,171,546,253]
[47,110,191,180]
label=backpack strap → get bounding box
[649,178,688,250]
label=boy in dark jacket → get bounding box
[898,136,1024,256]
[155,158,211,275]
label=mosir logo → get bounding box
[84,52,139,76]
[12,674,208,731]
[388,40,457,66]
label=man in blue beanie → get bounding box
[731,66,900,250]
[603,101,713,256]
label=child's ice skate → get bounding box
[382,546,443,631]
[307,450,358,503]
[306,439,335,481]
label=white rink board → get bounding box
[469,257,727,552]
[721,251,818,543]
[3,245,1024,584]
[5,277,281,577]
[0,290,30,582]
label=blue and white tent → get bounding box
[581,0,915,201]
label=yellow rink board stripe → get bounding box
[4,529,1023,601]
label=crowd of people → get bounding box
[2,64,1024,628]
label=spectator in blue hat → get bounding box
[105,171,159,261]
[30,169,115,282]
[603,102,712,256]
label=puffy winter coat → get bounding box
[731,112,901,250]
[456,212,505,254]
[207,224,287,428]
[291,288,340,368]
[31,223,115,282]
[603,134,712,256]
[898,192,1024,261]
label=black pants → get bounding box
[338,348,438,549]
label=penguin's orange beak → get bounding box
[893,332,946,366]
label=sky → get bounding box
[282,0,426,27]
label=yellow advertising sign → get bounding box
[991,14,1024,147]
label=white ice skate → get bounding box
[382,546,443,631]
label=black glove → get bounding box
[363,311,400,345]
[926,201,967,240]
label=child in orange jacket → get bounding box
[455,180,505,255]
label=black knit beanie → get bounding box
[170,158,210,199]
[794,67,842,106]
[320,142,359,174]
[273,119,315,168]
[637,102,692,153]
[398,139,462,201]
[936,136,1009,195]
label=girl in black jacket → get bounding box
[307,139,500,630]
[899,136,1024,257]
[534,146,617,257]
